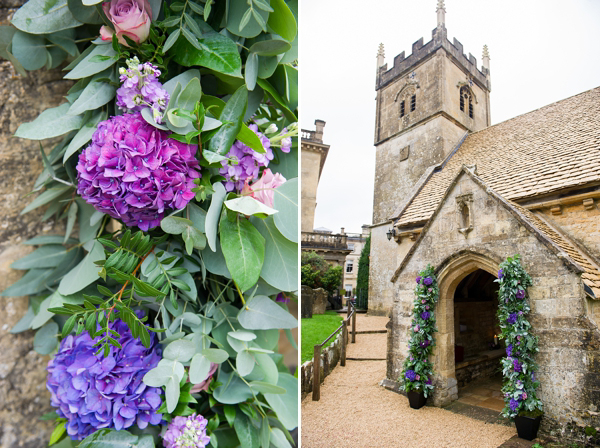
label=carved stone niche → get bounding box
[456,193,474,238]
[399,145,410,161]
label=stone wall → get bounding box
[0,3,74,447]
[388,170,600,442]
[300,331,343,400]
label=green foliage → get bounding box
[300,311,342,363]
[400,264,438,398]
[301,251,342,296]
[356,235,370,309]
[497,254,543,418]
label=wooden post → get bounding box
[312,344,321,401]
[352,307,356,343]
[341,321,347,366]
[346,300,351,319]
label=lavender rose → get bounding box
[100,0,152,45]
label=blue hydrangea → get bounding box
[405,370,417,381]
[46,312,163,440]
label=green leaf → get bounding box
[161,216,195,234]
[188,203,207,233]
[224,405,236,427]
[164,339,196,362]
[1,268,53,297]
[58,241,105,295]
[249,381,286,394]
[64,43,117,79]
[79,429,138,448]
[49,421,66,446]
[62,314,77,337]
[208,85,248,155]
[15,103,84,141]
[11,245,68,269]
[224,197,277,218]
[67,69,116,116]
[12,31,47,70]
[266,0,297,42]
[219,213,265,292]
[23,235,77,245]
[12,0,82,34]
[272,178,298,242]
[264,373,298,430]
[227,0,270,38]
[171,32,242,77]
[236,350,254,376]
[238,295,297,330]
[10,307,35,333]
[236,123,265,153]
[256,78,296,121]
[205,182,226,251]
[228,330,257,341]
[201,348,229,363]
[143,366,173,387]
[201,240,231,278]
[249,39,291,56]
[168,77,202,128]
[64,201,78,243]
[189,353,212,384]
[213,369,253,404]
[257,55,278,79]
[67,0,103,24]
[233,413,259,448]
[136,435,155,448]
[166,376,180,413]
[271,64,298,111]
[245,52,258,91]
[34,321,59,355]
[163,29,181,53]
[270,427,292,448]
[47,29,78,56]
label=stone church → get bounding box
[368,1,600,440]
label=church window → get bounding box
[400,100,405,117]
[460,86,473,119]
[410,95,416,112]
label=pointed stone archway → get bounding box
[431,250,501,406]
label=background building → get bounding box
[342,225,370,298]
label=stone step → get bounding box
[355,330,387,334]
[346,357,387,361]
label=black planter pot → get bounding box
[407,390,427,409]
[514,414,542,441]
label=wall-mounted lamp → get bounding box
[386,227,396,241]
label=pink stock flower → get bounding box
[189,363,218,394]
[247,168,286,208]
[100,0,152,45]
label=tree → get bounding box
[301,251,343,296]
[356,235,371,309]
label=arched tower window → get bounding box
[410,94,416,112]
[400,100,405,117]
[460,86,473,119]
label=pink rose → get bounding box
[100,0,152,45]
[414,325,420,332]
[416,374,420,381]
[189,363,218,393]
[522,392,528,400]
[247,168,286,208]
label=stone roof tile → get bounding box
[395,87,600,226]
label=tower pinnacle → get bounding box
[377,43,385,69]
[482,45,490,71]
[436,0,446,28]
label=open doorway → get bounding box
[453,269,504,411]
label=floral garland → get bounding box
[497,255,543,418]
[2,0,299,446]
[400,264,438,398]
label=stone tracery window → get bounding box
[410,94,416,112]
[460,85,473,118]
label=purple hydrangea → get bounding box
[219,124,274,192]
[516,289,526,299]
[509,398,520,412]
[416,276,422,283]
[163,414,210,448]
[513,359,522,372]
[425,377,432,385]
[405,370,417,382]
[507,313,518,325]
[420,311,430,320]
[276,292,290,303]
[506,344,513,357]
[420,340,430,348]
[46,312,162,440]
[498,269,503,279]
[117,57,169,123]
[423,277,433,286]
[76,112,200,231]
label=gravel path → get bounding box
[301,315,516,448]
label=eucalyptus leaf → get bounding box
[67,69,116,116]
[10,307,34,333]
[34,321,59,355]
[249,381,285,394]
[233,413,259,448]
[213,369,254,404]
[205,182,226,251]
[226,0,270,39]
[163,339,196,362]
[201,240,231,278]
[58,241,105,295]
[238,295,297,330]
[12,0,82,34]
[219,213,265,292]
[165,376,180,413]
[79,429,138,448]
[64,44,117,79]
[248,39,291,56]
[12,31,47,70]
[67,0,103,24]
[143,366,173,387]
[245,52,258,91]
[224,197,277,218]
[270,427,292,448]
[11,245,68,270]
[266,0,297,42]
[15,103,84,141]
[201,348,229,363]
[189,354,212,384]
[208,85,248,156]
[236,350,255,376]
[1,268,53,297]
[264,373,298,430]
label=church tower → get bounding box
[372,0,491,224]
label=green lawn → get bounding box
[301,311,343,363]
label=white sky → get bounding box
[299,0,600,234]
